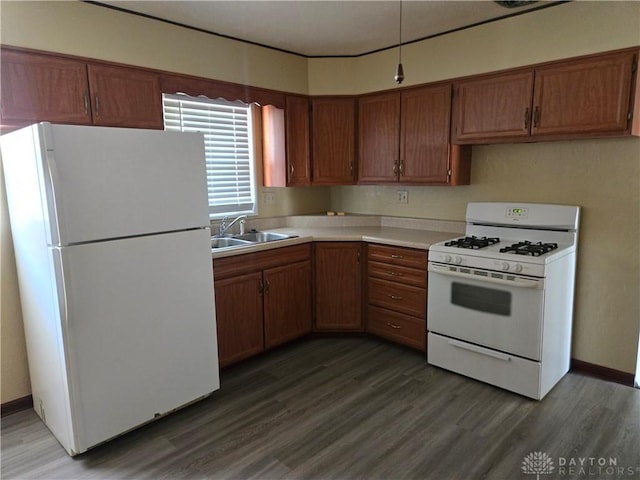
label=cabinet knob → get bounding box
[533,106,540,127]
[524,107,531,129]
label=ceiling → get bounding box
[93,1,563,57]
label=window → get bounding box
[162,93,257,218]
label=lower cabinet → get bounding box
[365,244,428,351]
[213,244,312,367]
[213,241,428,366]
[214,272,264,367]
[264,260,312,348]
[314,242,364,331]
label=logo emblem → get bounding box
[522,451,555,480]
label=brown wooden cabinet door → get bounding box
[214,272,264,367]
[262,105,286,187]
[264,260,312,348]
[87,64,163,129]
[358,92,400,183]
[311,97,356,185]
[452,71,534,143]
[286,95,312,186]
[1,49,91,129]
[314,242,363,331]
[532,51,635,137]
[401,84,453,184]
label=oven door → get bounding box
[427,262,544,361]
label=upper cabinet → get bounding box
[1,49,92,127]
[311,97,356,185]
[1,48,163,131]
[531,52,634,137]
[358,91,400,183]
[359,84,471,185]
[262,95,312,187]
[86,64,163,129]
[285,95,312,186]
[452,71,534,142]
[453,49,638,144]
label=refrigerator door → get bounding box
[37,123,209,245]
[54,229,218,454]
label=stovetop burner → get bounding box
[499,241,559,256]
[444,236,500,249]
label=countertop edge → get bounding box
[211,227,460,259]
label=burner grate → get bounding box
[444,236,500,249]
[499,241,558,256]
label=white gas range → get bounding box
[427,202,580,400]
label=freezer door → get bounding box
[38,123,209,245]
[55,229,218,453]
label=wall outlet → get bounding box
[397,190,408,204]
[263,191,276,205]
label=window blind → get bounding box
[162,93,256,217]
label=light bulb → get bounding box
[394,63,404,84]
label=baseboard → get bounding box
[571,358,635,387]
[1,395,33,417]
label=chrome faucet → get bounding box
[218,215,247,236]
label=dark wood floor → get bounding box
[2,336,639,480]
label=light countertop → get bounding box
[211,225,460,259]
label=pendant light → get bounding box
[394,0,405,84]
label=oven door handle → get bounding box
[447,339,511,362]
[429,263,543,289]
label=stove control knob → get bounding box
[513,263,523,273]
[443,254,452,263]
[501,262,510,271]
[453,256,463,265]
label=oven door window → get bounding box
[451,282,511,316]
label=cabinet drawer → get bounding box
[427,332,541,399]
[367,306,425,351]
[368,277,426,318]
[214,243,311,280]
[367,244,426,269]
[368,261,426,288]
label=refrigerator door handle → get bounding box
[38,124,62,246]
[52,249,69,330]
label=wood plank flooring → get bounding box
[2,336,639,479]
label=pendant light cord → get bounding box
[394,0,405,84]
[398,0,403,63]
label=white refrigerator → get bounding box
[1,122,219,456]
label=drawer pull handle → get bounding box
[390,254,404,259]
[447,339,511,362]
[387,271,403,277]
[388,294,403,301]
[387,322,402,329]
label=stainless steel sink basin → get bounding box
[211,237,253,249]
[211,231,296,250]
[233,232,294,243]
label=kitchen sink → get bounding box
[211,237,253,249]
[233,231,293,243]
[211,231,296,250]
